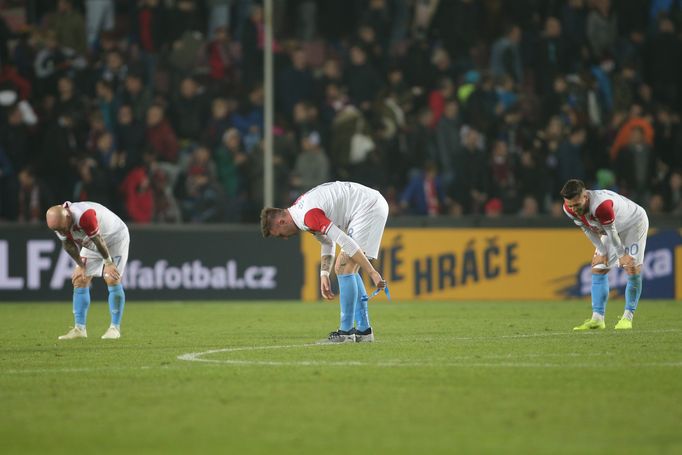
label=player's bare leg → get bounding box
[615,262,641,330]
[574,254,608,331]
[102,263,125,339]
[319,253,358,343]
[352,258,375,342]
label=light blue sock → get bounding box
[625,274,642,312]
[107,284,126,327]
[591,274,609,316]
[354,273,371,332]
[337,274,357,332]
[73,287,90,327]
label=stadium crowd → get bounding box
[0,0,681,223]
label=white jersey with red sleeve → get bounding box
[287,182,386,257]
[55,201,129,253]
[288,182,383,234]
[562,190,646,235]
[563,190,648,258]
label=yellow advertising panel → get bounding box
[301,228,596,301]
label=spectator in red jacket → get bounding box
[145,104,179,163]
[119,165,153,223]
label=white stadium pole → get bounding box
[263,0,274,208]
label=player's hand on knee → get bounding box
[103,264,121,283]
[320,275,334,300]
[592,254,607,267]
[618,255,635,270]
[72,266,87,286]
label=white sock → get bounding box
[76,324,86,330]
[623,310,634,321]
[592,312,605,322]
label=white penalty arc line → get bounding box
[176,329,682,368]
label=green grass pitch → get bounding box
[1,300,681,454]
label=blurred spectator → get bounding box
[214,128,249,202]
[73,157,111,205]
[100,50,127,93]
[345,44,382,110]
[94,79,117,131]
[586,0,617,59]
[170,77,208,142]
[40,112,81,202]
[120,71,153,122]
[290,131,330,196]
[557,126,588,185]
[616,126,654,205]
[120,162,153,223]
[534,17,569,96]
[434,97,462,188]
[661,170,682,215]
[16,166,52,223]
[145,104,179,163]
[203,25,237,89]
[45,0,86,55]
[489,25,522,84]
[484,197,503,217]
[518,195,540,217]
[277,47,314,119]
[0,103,32,170]
[644,16,681,108]
[399,161,447,216]
[202,97,234,149]
[176,146,225,223]
[85,0,115,50]
[610,110,654,162]
[450,126,488,214]
[115,104,145,167]
[489,140,518,213]
[34,31,87,97]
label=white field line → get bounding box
[3,329,681,374]
[176,328,682,367]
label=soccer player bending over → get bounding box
[46,202,130,339]
[560,179,649,330]
[261,181,388,343]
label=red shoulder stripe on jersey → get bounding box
[303,208,332,234]
[594,199,615,225]
[79,208,100,237]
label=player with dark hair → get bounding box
[560,179,649,330]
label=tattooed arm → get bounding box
[90,234,114,264]
[62,239,85,268]
[315,233,336,300]
[320,254,334,275]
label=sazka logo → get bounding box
[557,230,680,299]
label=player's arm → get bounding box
[306,208,384,291]
[62,239,85,268]
[595,200,625,258]
[563,204,606,254]
[78,209,114,265]
[80,208,120,280]
[90,234,115,265]
[314,233,335,274]
[325,225,385,289]
[580,226,607,256]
